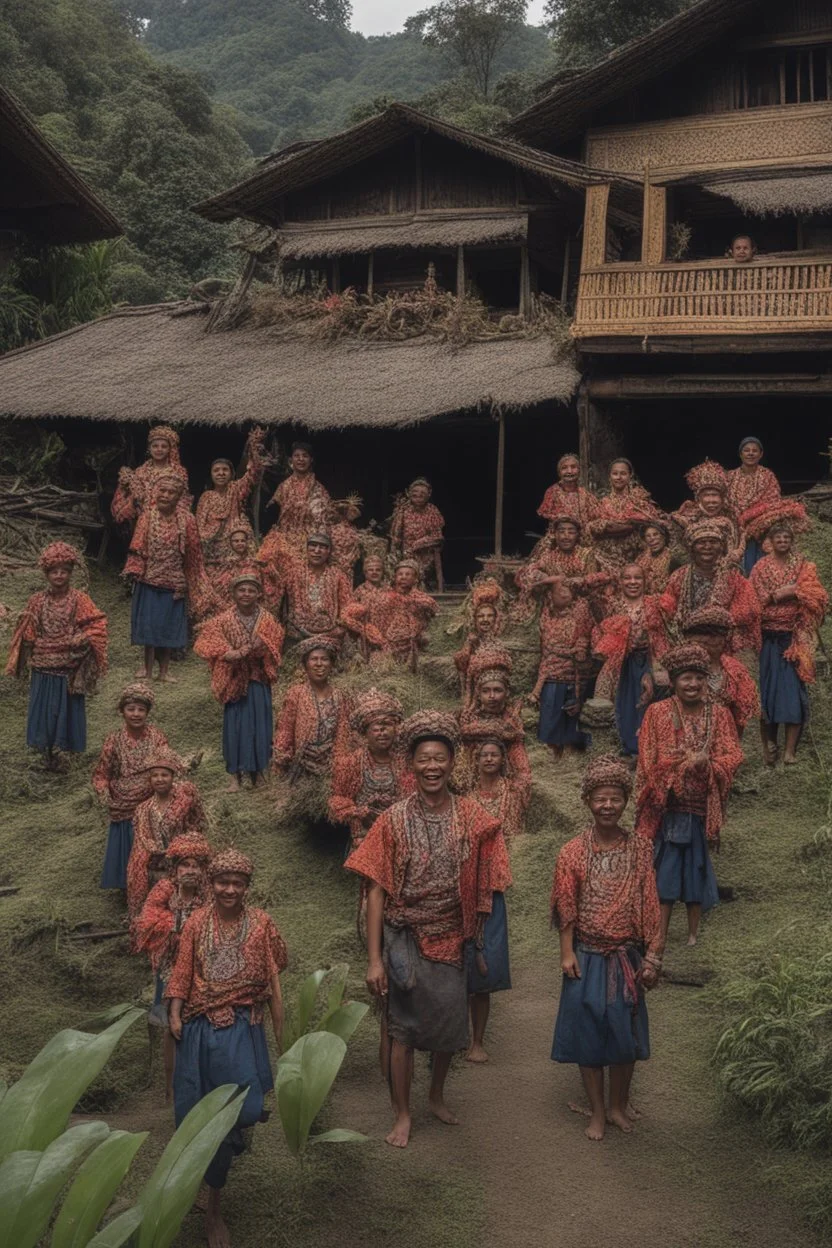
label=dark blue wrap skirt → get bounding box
[174,1010,273,1189]
[100,819,134,890]
[467,892,511,994]
[742,538,763,576]
[131,582,187,649]
[615,649,650,756]
[538,680,590,748]
[27,670,86,753]
[222,681,273,774]
[759,631,808,726]
[552,944,649,1067]
[653,811,719,910]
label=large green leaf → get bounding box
[320,1001,369,1045]
[275,1032,347,1156]
[307,1129,368,1146]
[282,969,327,1048]
[0,1008,143,1161]
[323,964,349,1018]
[86,1207,144,1247]
[0,1123,109,1248]
[136,1084,247,1248]
[51,1129,148,1248]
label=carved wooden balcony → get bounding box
[573,254,832,341]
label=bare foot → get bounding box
[568,1101,591,1117]
[252,771,267,788]
[465,1044,489,1064]
[687,933,698,947]
[606,1108,633,1133]
[159,673,178,684]
[226,777,242,793]
[135,667,149,678]
[783,754,798,766]
[385,1114,411,1148]
[585,1113,605,1141]
[626,1101,642,1121]
[205,1208,231,1248]
[764,742,778,767]
[429,1096,459,1125]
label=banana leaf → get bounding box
[320,1001,368,1045]
[136,1083,247,1248]
[0,1122,109,1248]
[275,1031,348,1156]
[322,964,350,1018]
[0,1008,143,1161]
[51,1129,148,1248]
[282,969,327,1049]
[86,1207,144,1247]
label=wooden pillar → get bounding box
[519,244,531,318]
[580,184,610,269]
[494,409,506,557]
[577,386,591,488]
[456,245,465,298]
[331,257,341,294]
[642,183,667,265]
[560,233,571,307]
[367,252,374,298]
[414,135,422,212]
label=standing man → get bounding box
[345,711,507,1149]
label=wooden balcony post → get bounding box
[456,244,465,298]
[580,184,610,269]
[642,182,667,266]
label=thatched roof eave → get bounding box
[0,305,579,429]
[279,212,530,259]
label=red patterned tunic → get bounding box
[111,460,191,528]
[635,697,743,843]
[92,724,173,822]
[373,586,438,663]
[133,877,209,979]
[458,703,531,809]
[471,776,526,840]
[273,680,349,777]
[271,473,331,553]
[537,482,600,529]
[345,794,509,967]
[127,781,208,919]
[660,565,761,654]
[588,487,660,573]
[551,828,662,959]
[707,656,760,734]
[195,463,260,568]
[277,558,364,640]
[391,501,445,574]
[194,606,284,704]
[329,519,362,579]
[6,588,108,693]
[328,747,411,847]
[726,465,808,543]
[750,553,828,682]
[166,903,288,1026]
[534,597,594,692]
[591,596,668,703]
[124,507,207,614]
[636,546,674,595]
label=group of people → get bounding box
[3,426,828,1248]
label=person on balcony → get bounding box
[727,234,757,263]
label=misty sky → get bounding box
[351,0,549,37]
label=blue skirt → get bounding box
[100,819,134,890]
[538,680,590,748]
[552,945,649,1067]
[223,681,273,774]
[131,582,187,649]
[615,649,649,756]
[742,538,763,576]
[174,1010,273,1189]
[26,670,86,753]
[653,812,719,910]
[467,892,511,994]
[760,631,808,726]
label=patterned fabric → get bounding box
[708,655,760,733]
[132,876,209,977]
[471,775,526,840]
[726,465,809,543]
[165,903,288,1027]
[124,506,206,612]
[278,557,363,639]
[6,589,108,694]
[92,724,172,821]
[210,847,254,879]
[664,642,709,679]
[391,500,445,573]
[349,687,404,734]
[588,486,660,573]
[38,541,82,570]
[592,595,668,702]
[118,682,155,710]
[373,586,438,663]
[660,565,761,653]
[194,606,284,704]
[537,483,600,528]
[750,553,828,683]
[550,828,662,960]
[672,504,744,564]
[636,546,673,594]
[196,461,260,567]
[273,680,348,777]
[271,473,331,553]
[328,746,410,846]
[536,597,594,686]
[345,793,506,966]
[458,704,531,808]
[111,451,190,527]
[400,710,461,755]
[580,754,633,801]
[127,780,208,918]
[329,519,362,577]
[514,539,612,623]
[635,697,743,843]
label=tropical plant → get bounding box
[280,963,369,1049]
[0,1004,248,1246]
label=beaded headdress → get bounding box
[209,847,253,880]
[166,833,212,865]
[682,606,732,635]
[118,681,155,710]
[228,519,254,538]
[154,469,185,494]
[230,570,262,592]
[39,541,82,571]
[148,425,179,447]
[296,634,339,661]
[665,643,710,679]
[471,578,502,611]
[469,645,513,690]
[581,754,633,801]
[551,513,582,532]
[685,459,729,498]
[350,687,404,735]
[401,710,460,755]
[140,748,182,774]
[395,558,421,576]
[686,520,728,549]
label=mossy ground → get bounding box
[1,528,831,1246]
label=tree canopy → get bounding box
[544,0,692,68]
[404,0,528,99]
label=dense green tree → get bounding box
[544,0,691,68]
[404,0,528,99]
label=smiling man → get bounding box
[345,710,508,1149]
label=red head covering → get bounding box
[39,541,82,571]
[665,643,710,679]
[685,459,729,498]
[581,754,633,802]
[209,847,253,880]
[166,833,212,865]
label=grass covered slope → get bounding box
[0,526,831,1245]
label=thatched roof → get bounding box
[509,0,757,147]
[707,173,832,216]
[0,86,122,243]
[0,305,579,428]
[193,103,639,227]
[280,213,528,259]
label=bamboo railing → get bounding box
[573,254,832,337]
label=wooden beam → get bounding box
[456,244,465,298]
[519,244,531,318]
[560,233,571,307]
[576,332,832,355]
[414,135,422,213]
[586,373,832,399]
[494,411,506,558]
[580,184,610,269]
[367,252,374,298]
[642,183,666,265]
[331,257,341,294]
[577,387,591,487]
